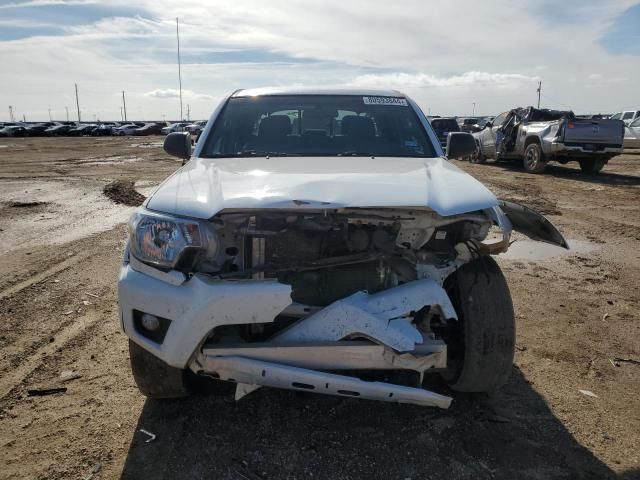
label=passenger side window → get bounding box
[622,112,634,120]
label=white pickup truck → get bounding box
[611,110,640,126]
[471,106,625,174]
[118,88,568,408]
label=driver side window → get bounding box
[492,112,508,127]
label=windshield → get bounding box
[200,95,437,158]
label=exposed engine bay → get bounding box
[200,208,499,304]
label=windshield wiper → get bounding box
[337,151,375,157]
[208,150,292,158]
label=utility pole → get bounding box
[48,108,52,121]
[75,83,81,123]
[9,105,14,122]
[186,104,190,122]
[65,106,69,122]
[536,81,542,109]
[23,114,26,122]
[122,91,127,122]
[472,102,476,116]
[176,17,183,121]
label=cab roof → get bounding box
[232,87,405,98]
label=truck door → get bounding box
[482,112,508,157]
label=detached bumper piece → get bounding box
[192,277,456,409]
[202,356,452,409]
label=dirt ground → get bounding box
[0,137,639,480]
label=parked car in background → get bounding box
[26,123,57,136]
[185,120,207,135]
[45,124,73,136]
[113,123,142,136]
[429,117,460,148]
[458,118,481,133]
[0,125,29,137]
[93,123,117,136]
[471,106,625,174]
[623,116,640,150]
[134,123,165,136]
[161,122,189,135]
[610,110,640,126]
[68,124,98,136]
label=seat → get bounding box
[256,115,292,151]
[258,115,291,139]
[341,115,375,139]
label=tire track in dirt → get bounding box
[0,312,102,400]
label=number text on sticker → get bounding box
[362,97,408,106]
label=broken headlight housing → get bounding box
[129,210,219,270]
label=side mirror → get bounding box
[163,132,192,160]
[446,132,477,160]
[484,121,492,129]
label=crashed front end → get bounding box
[119,204,513,409]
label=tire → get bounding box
[579,158,606,174]
[129,340,194,399]
[469,143,486,164]
[440,257,515,393]
[523,142,546,173]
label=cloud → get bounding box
[350,72,539,89]
[1,0,639,120]
[144,88,212,100]
[0,0,100,9]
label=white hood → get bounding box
[145,156,498,218]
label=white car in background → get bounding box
[113,123,141,136]
[161,122,190,135]
[185,120,207,135]
[623,116,640,150]
[610,110,640,126]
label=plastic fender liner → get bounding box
[499,200,569,249]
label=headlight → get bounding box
[129,210,218,270]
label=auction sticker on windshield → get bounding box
[363,96,408,106]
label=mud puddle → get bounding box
[0,178,150,254]
[501,239,598,261]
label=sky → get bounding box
[0,0,638,122]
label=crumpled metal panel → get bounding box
[274,278,457,352]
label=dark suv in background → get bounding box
[429,117,460,148]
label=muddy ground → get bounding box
[0,137,639,480]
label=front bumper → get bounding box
[118,263,292,368]
[119,260,457,408]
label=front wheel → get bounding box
[579,158,606,174]
[440,257,515,393]
[129,340,195,398]
[523,143,546,173]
